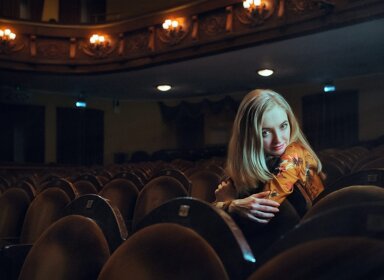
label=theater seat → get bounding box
[73,180,98,195]
[16,181,36,201]
[259,202,384,265]
[73,174,103,195]
[18,215,110,280]
[64,194,127,252]
[38,178,78,201]
[99,178,139,231]
[0,188,32,245]
[303,185,384,221]
[150,168,191,192]
[248,237,384,280]
[20,187,71,244]
[315,168,384,202]
[135,197,256,279]
[98,223,229,280]
[188,169,221,203]
[113,171,145,191]
[132,175,188,228]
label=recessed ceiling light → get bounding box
[257,69,274,77]
[157,84,172,92]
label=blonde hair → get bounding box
[226,89,322,193]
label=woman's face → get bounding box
[261,106,291,157]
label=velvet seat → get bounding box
[135,197,256,280]
[19,215,110,280]
[38,178,78,200]
[188,169,221,202]
[20,187,71,244]
[73,174,103,195]
[98,223,229,280]
[149,168,192,192]
[0,188,32,245]
[113,171,145,191]
[64,194,127,252]
[132,175,188,228]
[315,168,384,202]
[259,202,384,265]
[99,178,139,231]
[15,181,36,201]
[304,185,384,221]
[248,237,384,280]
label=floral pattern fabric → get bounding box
[263,142,324,205]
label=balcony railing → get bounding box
[0,0,383,74]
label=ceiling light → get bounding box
[157,85,172,92]
[257,69,274,77]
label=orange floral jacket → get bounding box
[262,142,324,207]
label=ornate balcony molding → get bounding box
[0,0,383,73]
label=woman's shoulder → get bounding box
[284,141,317,166]
[283,141,306,156]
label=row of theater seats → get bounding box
[0,160,227,279]
[1,184,384,280]
[0,146,383,279]
[318,144,384,187]
[0,161,225,244]
[0,143,383,197]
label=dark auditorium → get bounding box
[0,0,384,279]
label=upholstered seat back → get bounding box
[98,223,229,280]
[20,187,70,244]
[19,215,110,280]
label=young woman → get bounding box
[214,89,324,223]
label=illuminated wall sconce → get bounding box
[162,19,182,33]
[89,34,108,46]
[243,0,266,13]
[82,33,114,58]
[159,18,188,45]
[0,28,16,41]
[239,0,277,25]
[0,28,21,54]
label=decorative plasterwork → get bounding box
[288,0,322,14]
[199,11,227,36]
[0,0,381,73]
[0,38,24,55]
[125,30,150,54]
[37,42,68,59]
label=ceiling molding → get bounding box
[0,0,383,74]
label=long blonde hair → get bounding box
[226,89,322,193]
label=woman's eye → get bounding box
[281,122,288,129]
[262,130,270,137]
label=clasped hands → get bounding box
[215,179,280,224]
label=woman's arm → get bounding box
[228,191,280,224]
[213,179,280,224]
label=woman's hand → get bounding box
[215,179,237,202]
[228,191,280,224]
